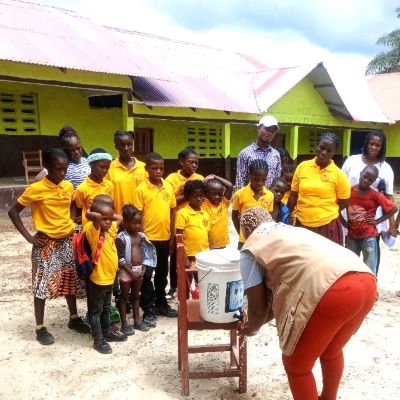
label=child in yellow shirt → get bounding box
[166,147,204,299]
[232,159,274,249]
[134,152,177,320]
[75,148,114,227]
[85,196,127,354]
[175,180,210,298]
[281,164,295,205]
[107,131,147,214]
[202,174,233,249]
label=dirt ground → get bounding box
[0,212,399,400]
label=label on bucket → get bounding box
[225,280,244,313]
[207,283,219,314]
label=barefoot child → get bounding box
[232,159,274,249]
[85,197,127,354]
[343,165,397,274]
[202,175,233,249]
[8,148,89,345]
[134,152,177,321]
[116,205,157,334]
[270,177,290,224]
[75,148,113,227]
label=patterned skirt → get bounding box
[31,234,86,300]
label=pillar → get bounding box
[222,122,231,180]
[342,128,351,157]
[288,125,299,160]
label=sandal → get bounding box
[120,324,136,336]
[134,321,150,332]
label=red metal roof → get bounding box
[0,1,389,122]
[367,73,400,122]
[0,0,165,78]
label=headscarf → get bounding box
[87,153,112,164]
[240,207,273,240]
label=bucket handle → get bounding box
[197,267,214,285]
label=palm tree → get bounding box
[366,7,400,74]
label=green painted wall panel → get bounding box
[0,80,123,155]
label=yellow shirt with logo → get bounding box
[134,179,177,241]
[175,204,210,257]
[291,158,351,227]
[232,184,274,242]
[85,221,118,286]
[75,177,114,227]
[18,178,75,239]
[166,170,204,210]
[202,197,230,248]
[106,158,147,214]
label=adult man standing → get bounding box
[235,116,281,190]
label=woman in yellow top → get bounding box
[232,159,274,249]
[8,148,89,346]
[288,132,350,245]
[106,131,147,215]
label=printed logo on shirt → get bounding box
[60,190,71,200]
[260,198,271,208]
[321,174,330,183]
[161,191,170,202]
[202,218,209,227]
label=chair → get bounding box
[176,234,247,396]
[22,150,43,184]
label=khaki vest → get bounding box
[242,225,373,356]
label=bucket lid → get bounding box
[195,247,240,265]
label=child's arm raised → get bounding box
[8,203,47,246]
[205,174,233,200]
[86,211,102,230]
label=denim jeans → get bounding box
[87,281,113,339]
[345,236,378,274]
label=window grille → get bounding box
[0,92,40,134]
[187,125,223,158]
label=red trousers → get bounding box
[282,272,377,400]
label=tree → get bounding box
[366,7,400,75]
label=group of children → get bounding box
[8,127,397,354]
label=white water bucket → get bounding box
[196,248,244,323]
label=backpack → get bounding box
[72,231,105,280]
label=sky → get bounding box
[39,0,399,77]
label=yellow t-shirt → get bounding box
[106,158,147,214]
[18,178,75,239]
[282,191,290,205]
[85,221,118,286]
[291,158,351,227]
[75,177,114,227]
[202,198,230,248]
[134,179,177,241]
[232,183,274,242]
[175,204,210,257]
[165,170,204,210]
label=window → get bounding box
[88,94,122,108]
[187,125,223,158]
[0,92,40,134]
